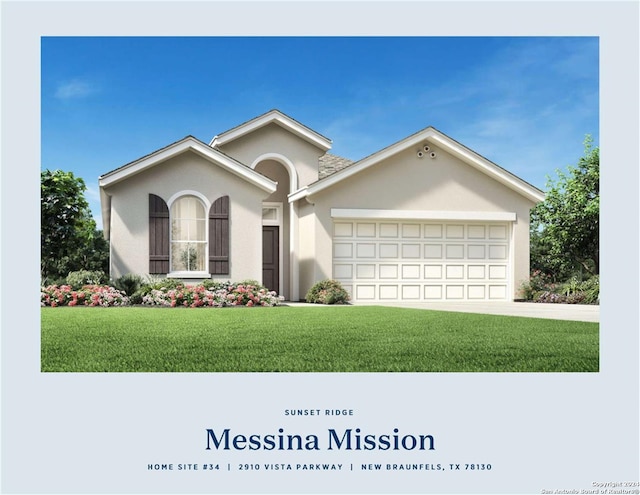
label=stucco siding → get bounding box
[104,150,270,282]
[217,123,324,187]
[297,201,317,300]
[305,145,536,300]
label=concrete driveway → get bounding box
[353,301,599,322]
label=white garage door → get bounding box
[332,220,512,301]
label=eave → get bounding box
[99,136,277,194]
[289,127,545,204]
[210,109,332,152]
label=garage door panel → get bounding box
[489,265,507,279]
[334,242,353,258]
[402,285,421,299]
[356,222,376,237]
[401,264,421,279]
[489,285,507,299]
[333,220,511,301]
[380,285,399,299]
[468,265,486,279]
[334,222,353,237]
[402,224,421,238]
[379,264,399,279]
[446,285,465,299]
[424,224,443,238]
[446,225,464,239]
[356,285,376,300]
[468,225,486,239]
[356,243,376,258]
[424,244,443,259]
[334,263,353,279]
[445,244,465,259]
[467,245,486,259]
[489,245,508,259]
[468,285,486,299]
[425,265,443,279]
[402,244,421,258]
[424,285,443,299]
[379,243,398,258]
[489,225,507,239]
[356,264,376,279]
[380,223,399,237]
[445,265,464,279]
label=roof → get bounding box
[210,109,332,152]
[290,126,545,204]
[99,135,277,193]
[318,153,354,179]
[99,135,278,238]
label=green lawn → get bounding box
[41,306,599,372]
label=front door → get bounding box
[262,226,279,294]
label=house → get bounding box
[99,109,544,302]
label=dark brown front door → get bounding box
[262,226,279,294]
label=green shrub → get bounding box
[66,270,107,288]
[130,277,182,304]
[305,279,350,305]
[201,279,232,291]
[520,272,599,305]
[112,273,145,296]
[518,270,557,300]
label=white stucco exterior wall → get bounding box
[300,144,536,300]
[103,150,272,282]
[216,123,325,188]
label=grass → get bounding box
[41,306,599,372]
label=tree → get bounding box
[41,169,109,282]
[530,136,599,281]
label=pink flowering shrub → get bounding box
[41,284,129,307]
[140,282,283,308]
[42,281,283,308]
[305,279,350,304]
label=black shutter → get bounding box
[209,196,229,275]
[149,194,169,274]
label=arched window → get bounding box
[149,193,229,276]
[170,195,207,273]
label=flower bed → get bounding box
[41,284,130,307]
[519,272,599,305]
[42,281,284,308]
[140,282,283,308]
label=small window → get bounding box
[262,207,278,222]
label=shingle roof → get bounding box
[318,153,354,179]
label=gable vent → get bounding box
[417,144,436,159]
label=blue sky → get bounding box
[41,36,599,228]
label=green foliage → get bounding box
[66,270,107,288]
[519,273,599,305]
[530,136,599,280]
[41,169,109,281]
[111,273,145,296]
[305,279,350,304]
[201,279,232,291]
[132,277,183,304]
[518,270,556,301]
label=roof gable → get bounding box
[99,136,277,194]
[210,109,332,152]
[291,127,545,203]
